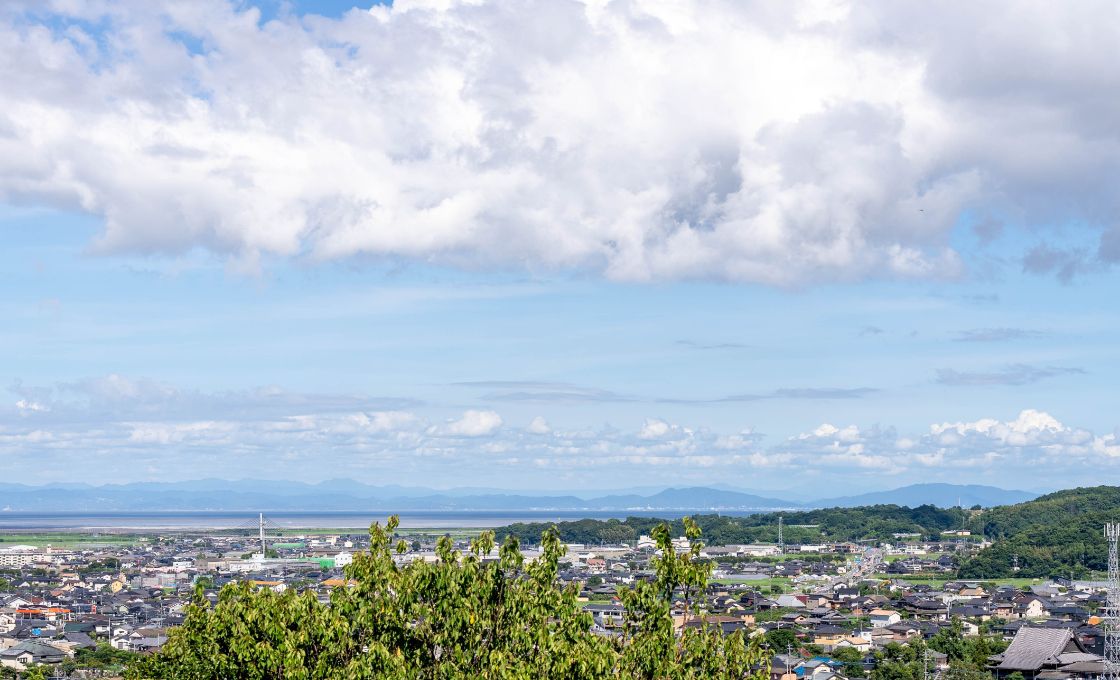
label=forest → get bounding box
[496,486,1120,580]
[495,505,970,547]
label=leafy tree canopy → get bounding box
[128,516,771,679]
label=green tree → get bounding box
[831,646,867,678]
[764,627,798,655]
[129,516,771,679]
[942,662,992,680]
[194,575,216,591]
[23,666,48,680]
[871,641,928,680]
[928,619,968,661]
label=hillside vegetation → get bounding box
[958,486,1120,578]
[495,487,1120,580]
[496,505,969,546]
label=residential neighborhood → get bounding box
[0,532,1112,678]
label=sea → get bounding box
[0,509,758,532]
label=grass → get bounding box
[0,533,144,548]
[710,576,792,589]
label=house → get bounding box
[1015,596,1049,620]
[951,605,991,621]
[811,625,850,650]
[883,621,924,642]
[582,603,625,629]
[774,594,807,609]
[869,609,901,628]
[834,635,873,653]
[0,640,67,670]
[992,627,1099,679]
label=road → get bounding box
[811,547,882,595]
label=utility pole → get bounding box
[778,515,784,556]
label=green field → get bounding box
[0,533,145,548]
[710,576,791,589]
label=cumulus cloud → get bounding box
[638,418,674,440]
[4,376,1120,485]
[526,416,551,435]
[437,410,503,437]
[779,409,1120,474]
[15,399,48,413]
[2,1,1119,284]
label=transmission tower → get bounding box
[1103,523,1120,680]
[778,515,784,555]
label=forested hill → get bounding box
[493,486,1120,580]
[495,505,969,546]
[958,486,1120,578]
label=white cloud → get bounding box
[15,399,48,413]
[638,418,673,440]
[526,416,551,434]
[783,409,1120,475]
[5,373,1120,486]
[438,409,504,437]
[2,2,1119,284]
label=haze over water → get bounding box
[0,510,757,531]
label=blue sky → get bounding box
[2,1,1119,491]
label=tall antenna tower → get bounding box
[778,515,784,555]
[259,512,267,559]
[1103,523,1120,680]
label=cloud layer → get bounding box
[3,1,1120,283]
[4,375,1119,487]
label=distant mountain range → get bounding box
[815,483,1037,508]
[0,479,1037,513]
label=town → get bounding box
[0,519,1111,679]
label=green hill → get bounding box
[496,504,969,546]
[491,486,1120,580]
[958,486,1120,578]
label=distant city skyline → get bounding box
[2,1,1119,491]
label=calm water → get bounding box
[0,509,759,531]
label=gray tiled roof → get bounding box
[997,627,1084,671]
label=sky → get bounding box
[1,0,1120,493]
